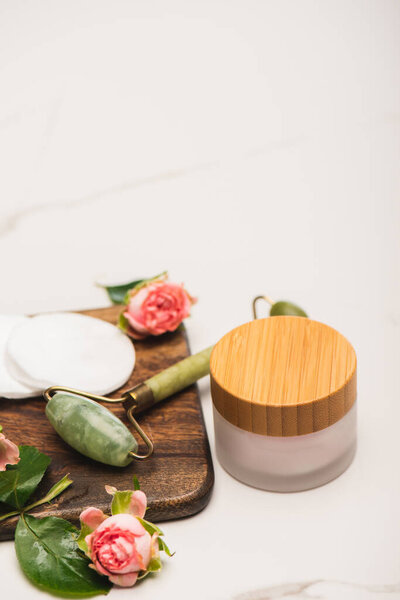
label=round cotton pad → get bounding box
[6,312,135,395]
[0,315,42,399]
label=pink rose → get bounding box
[85,514,155,587]
[0,432,20,471]
[80,490,159,587]
[122,278,196,339]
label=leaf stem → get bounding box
[0,509,20,522]
[23,474,73,512]
[0,474,73,523]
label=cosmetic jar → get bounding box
[210,316,357,492]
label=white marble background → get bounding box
[0,1,399,598]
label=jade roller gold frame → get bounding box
[43,346,213,460]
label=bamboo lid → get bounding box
[210,317,357,437]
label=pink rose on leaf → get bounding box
[0,426,20,471]
[84,513,156,587]
[78,481,171,588]
[120,273,196,339]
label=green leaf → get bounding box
[0,474,72,523]
[147,556,162,572]
[111,490,132,515]
[39,474,73,503]
[157,537,174,557]
[100,272,167,305]
[0,446,51,510]
[25,474,73,512]
[137,517,164,536]
[0,424,3,433]
[270,301,308,318]
[133,475,140,491]
[76,523,91,554]
[100,279,145,305]
[118,312,129,333]
[137,518,174,557]
[15,514,111,598]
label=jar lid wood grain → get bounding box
[210,316,357,437]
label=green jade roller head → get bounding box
[44,346,213,467]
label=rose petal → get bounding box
[128,490,147,519]
[123,311,150,339]
[129,285,152,309]
[108,571,139,587]
[0,433,20,471]
[95,513,146,537]
[124,310,148,334]
[91,558,112,577]
[80,507,108,531]
[111,532,149,573]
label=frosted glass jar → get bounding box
[213,402,357,491]
[210,317,357,492]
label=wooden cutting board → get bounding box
[0,306,214,540]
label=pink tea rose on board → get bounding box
[0,429,20,471]
[121,275,196,339]
[83,513,157,587]
[78,485,170,588]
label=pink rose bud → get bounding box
[122,279,196,340]
[84,513,154,587]
[80,507,108,531]
[128,490,147,519]
[0,432,20,471]
[104,487,146,517]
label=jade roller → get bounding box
[43,346,213,467]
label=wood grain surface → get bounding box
[0,306,214,540]
[211,316,357,436]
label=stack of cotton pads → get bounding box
[0,313,135,399]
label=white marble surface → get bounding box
[0,1,399,598]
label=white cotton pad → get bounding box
[0,315,42,399]
[5,312,135,395]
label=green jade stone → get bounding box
[45,392,137,467]
[270,301,308,317]
[145,346,214,403]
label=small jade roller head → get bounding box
[252,295,308,319]
[44,389,153,466]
